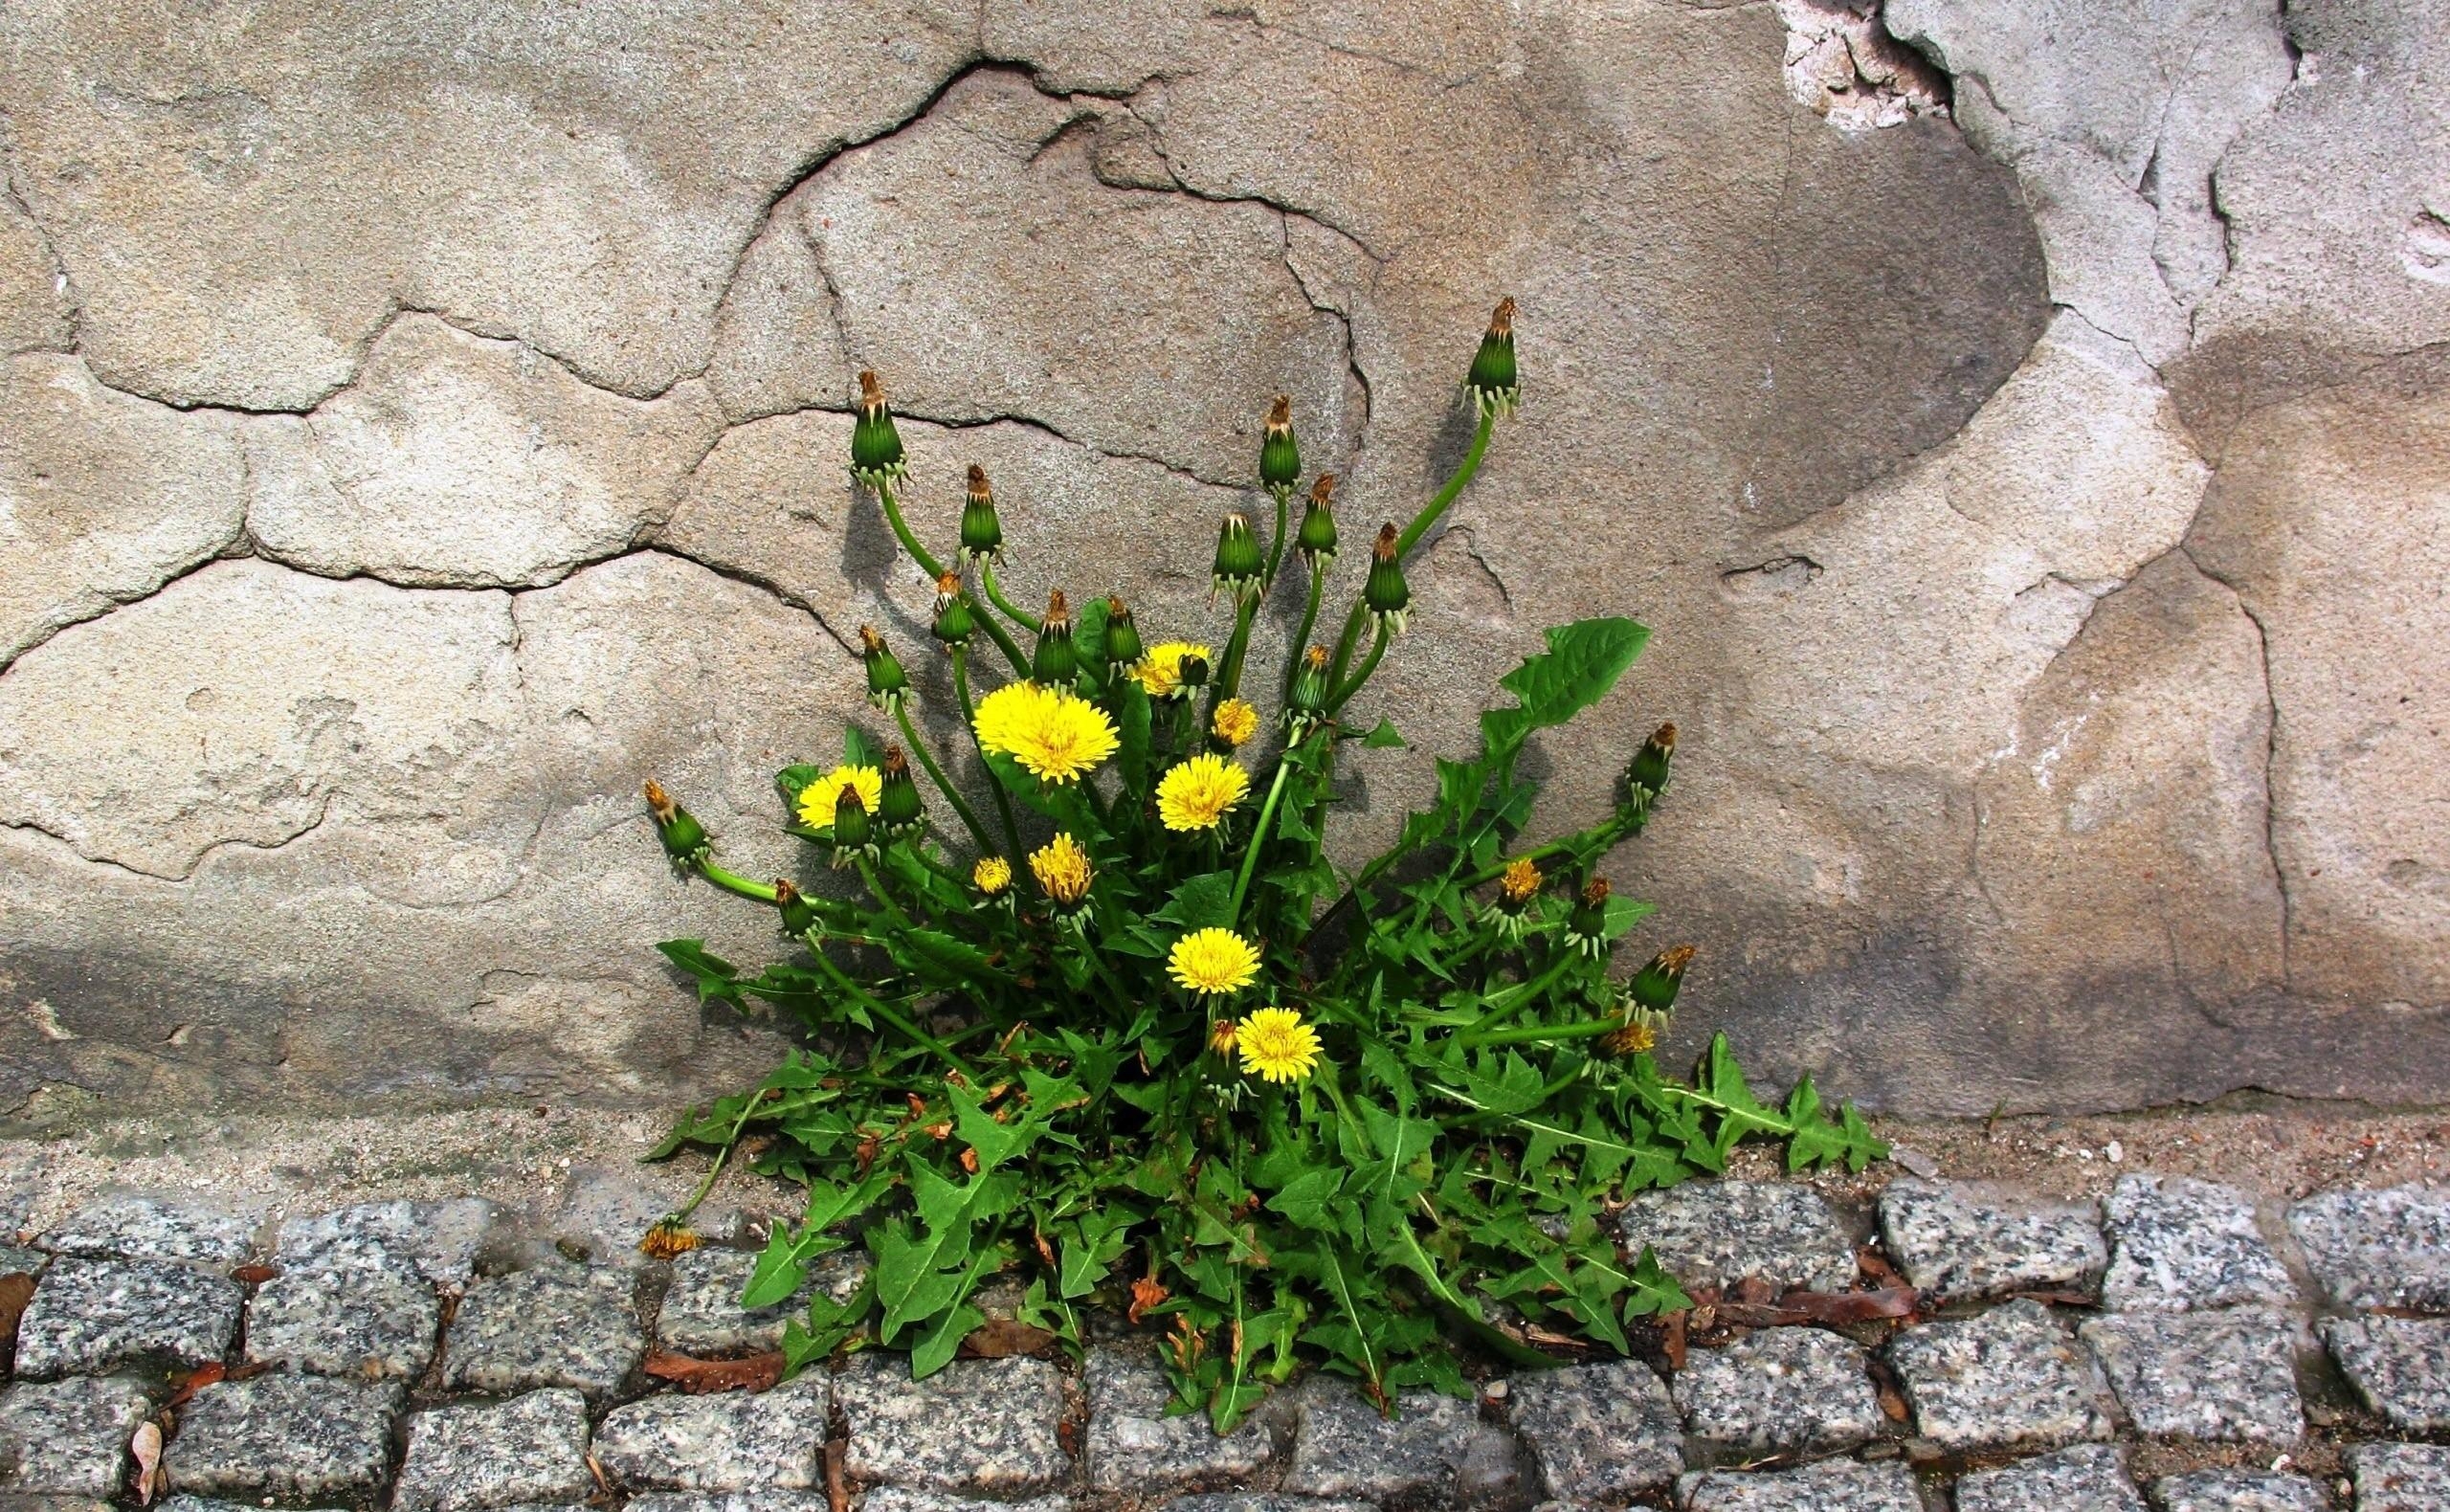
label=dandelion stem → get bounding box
[806,948,978,1079]
[1262,486,1291,589]
[893,702,994,856]
[1325,623,1389,713]
[1458,951,1579,1037]
[1283,561,1326,706]
[873,479,946,580]
[697,857,779,903]
[1326,411,1496,689]
[1458,1015,1622,1049]
[1227,750,1299,924]
[953,647,1027,860]
[979,561,1042,634]
[1214,592,1259,707]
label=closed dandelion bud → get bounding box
[1259,394,1301,498]
[850,370,907,487]
[1466,297,1520,420]
[1033,589,1079,686]
[1103,597,1144,678]
[1296,473,1339,570]
[774,878,819,937]
[643,778,706,861]
[961,465,1003,564]
[1178,651,1211,692]
[1629,944,1695,1013]
[1566,876,1611,959]
[1364,523,1410,634]
[1627,722,1677,801]
[829,786,874,867]
[860,625,910,713]
[931,570,975,649]
[1212,510,1264,602]
[878,746,925,836]
[1286,645,1331,734]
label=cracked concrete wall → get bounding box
[0,0,2442,1120]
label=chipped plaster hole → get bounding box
[1775,0,1950,132]
[1720,555,1825,600]
[2404,205,2450,285]
[27,999,77,1041]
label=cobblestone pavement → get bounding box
[2,1173,2447,1511]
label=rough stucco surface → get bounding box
[0,0,2442,1118]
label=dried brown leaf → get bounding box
[130,1419,165,1505]
[0,1272,34,1359]
[959,1319,1056,1359]
[640,1349,786,1394]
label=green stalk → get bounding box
[1458,1015,1622,1050]
[1325,623,1389,713]
[806,949,978,1079]
[1458,951,1579,1037]
[954,647,1027,861]
[1213,591,1260,706]
[697,857,779,903]
[1227,746,1300,923]
[969,590,1033,678]
[893,702,994,856]
[1262,487,1291,588]
[979,561,1042,634]
[874,480,946,580]
[1327,411,1497,689]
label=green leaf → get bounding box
[844,725,883,767]
[1360,718,1406,748]
[1266,1167,1347,1232]
[888,928,996,986]
[1623,1245,1693,1317]
[1155,871,1236,932]
[910,1301,986,1378]
[657,939,743,1005]
[1482,617,1650,757]
[743,1171,889,1307]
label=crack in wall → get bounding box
[2181,539,2294,994]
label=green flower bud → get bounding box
[860,625,910,713]
[1177,650,1210,691]
[961,464,1003,564]
[1212,510,1264,602]
[1285,644,1330,736]
[1626,722,1677,802]
[1102,597,1143,679]
[829,785,874,868]
[1259,394,1301,498]
[1466,297,1520,420]
[775,878,820,936]
[1033,589,1079,686]
[1565,876,1611,960]
[931,570,975,650]
[1296,473,1339,570]
[1628,944,1694,1012]
[850,370,907,488]
[878,745,925,837]
[643,779,707,861]
[1364,523,1410,634]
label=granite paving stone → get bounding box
[2350,1443,2450,1512]
[244,1252,441,1380]
[1886,1297,2111,1453]
[594,1375,828,1491]
[443,1264,644,1401]
[628,1497,836,1512]
[2081,1308,2305,1443]
[2319,1316,2450,1432]
[0,1245,48,1277]
[2286,1186,2450,1313]
[835,1353,1070,1497]
[276,1198,500,1289]
[2100,1176,2296,1312]
[1673,1325,1883,1456]
[12,1256,243,1377]
[1676,1456,1925,1511]
[163,1372,403,1503]
[155,1498,346,1512]
[1876,1180,2107,1301]
[1279,1377,1479,1502]
[656,1246,866,1356]
[0,1378,152,1496]
[392,1388,595,1512]
[1503,1355,1683,1501]
[37,1198,256,1268]
[1150,1499,1374,1512]
[856,1493,1077,1512]
[1082,1349,1275,1495]
[2149,1470,2329,1511]
[1617,1180,1858,1295]
[1951,1443,2147,1512]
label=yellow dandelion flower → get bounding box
[1155,754,1251,833]
[1169,926,1262,996]
[1212,698,1260,747]
[1029,832,1094,906]
[1236,1006,1323,1083]
[973,856,1013,896]
[795,764,882,829]
[971,680,1118,784]
[1134,641,1214,700]
[1498,856,1543,906]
